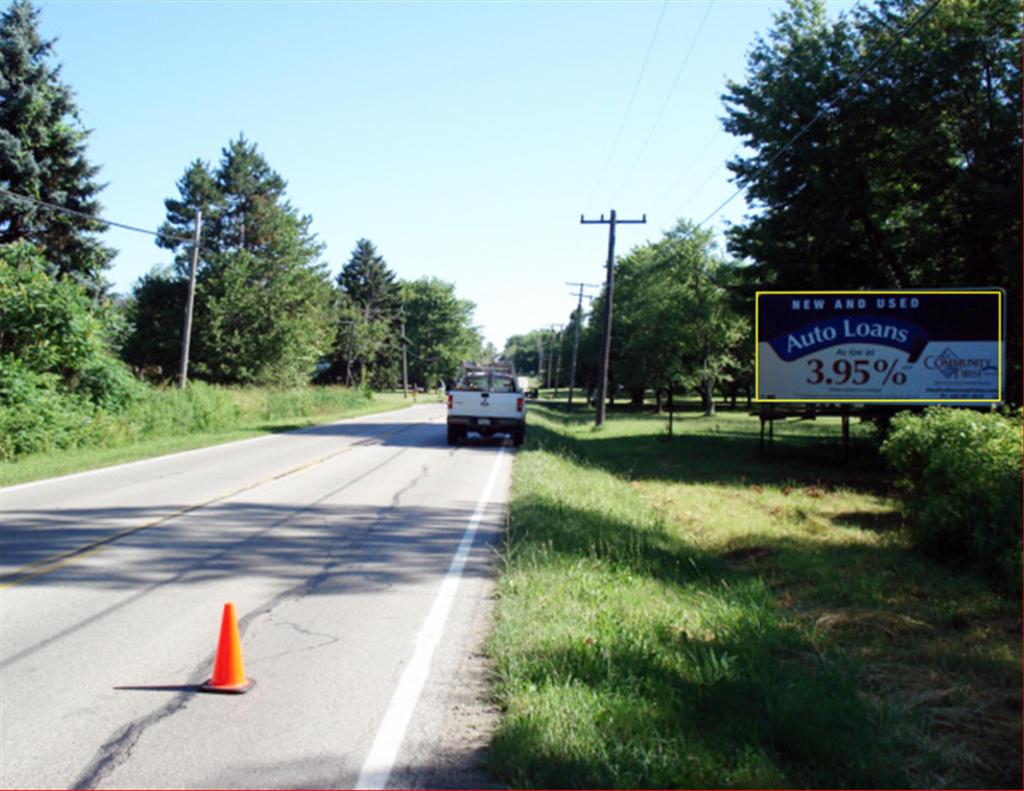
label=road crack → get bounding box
[69,436,438,788]
[70,657,207,789]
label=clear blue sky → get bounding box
[36,0,855,349]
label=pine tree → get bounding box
[0,0,114,285]
[329,239,402,386]
[338,239,402,323]
[156,159,221,277]
[156,135,323,273]
[135,135,332,385]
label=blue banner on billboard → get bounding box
[756,291,1004,403]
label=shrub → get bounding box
[0,243,148,458]
[0,358,91,458]
[881,407,1022,592]
[0,241,101,374]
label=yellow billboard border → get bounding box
[754,289,1004,404]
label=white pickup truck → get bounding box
[446,362,526,446]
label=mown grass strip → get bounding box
[488,405,1021,788]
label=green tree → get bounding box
[560,306,591,398]
[0,242,139,458]
[723,0,1021,401]
[142,135,332,385]
[503,330,545,377]
[121,265,186,377]
[401,277,482,389]
[615,221,744,416]
[614,243,673,406]
[157,136,323,269]
[574,298,605,401]
[327,238,403,387]
[0,0,114,286]
[155,160,220,277]
[196,249,333,386]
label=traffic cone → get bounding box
[199,602,253,694]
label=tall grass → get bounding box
[80,382,378,445]
[488,405,1021,788]
[1,385,413,486]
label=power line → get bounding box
[652,126,725,212]
[697,0,943,230]
[671,141,742,218]
[610,0,714,205]
[583,0,669,213]
[0,186,194,244]
[659,0,866,225]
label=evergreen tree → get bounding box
[155,160,220,278]
[135,135,332,385]
[195,249,333,386]
[328,238,402,387]
[0,0,114,285]
[157,135,323,272]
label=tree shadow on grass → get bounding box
[489,630,907,790]
[525,412,885,493]
[494,490,1022,789]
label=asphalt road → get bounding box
[0,403,513,789]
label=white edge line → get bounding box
[354,444,507,790]
[0,402,438,494]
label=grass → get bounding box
[487,403,1021,788]
[1,388,429,487]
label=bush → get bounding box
[0,242,144,458]
[0,359,90,458]
[881,407,1022,592]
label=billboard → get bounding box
[756,290,1004,404]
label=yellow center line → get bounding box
[0,428,412,590]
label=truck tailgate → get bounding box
[449,391,521,420]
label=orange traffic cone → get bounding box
[199,602,253,694]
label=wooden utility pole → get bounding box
[550,323,564,397]
[580,210,646,426]
[565,281,599,408]
[536,335,545,393]
[178,210,202,389]
[401,321,409,398]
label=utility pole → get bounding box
[550,324,564,397]
[566,281,599,408]
[536,334,545,394]
[580,209,646,426]
[178,210,202,389]
[401,320,409,398]
[337,320,356,386]
[545,328,555,390]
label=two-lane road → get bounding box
[0,403,512,789]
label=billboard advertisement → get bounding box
[756,290,1004,404]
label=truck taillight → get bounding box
[516,397,524,412]
[447,394,453,410]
